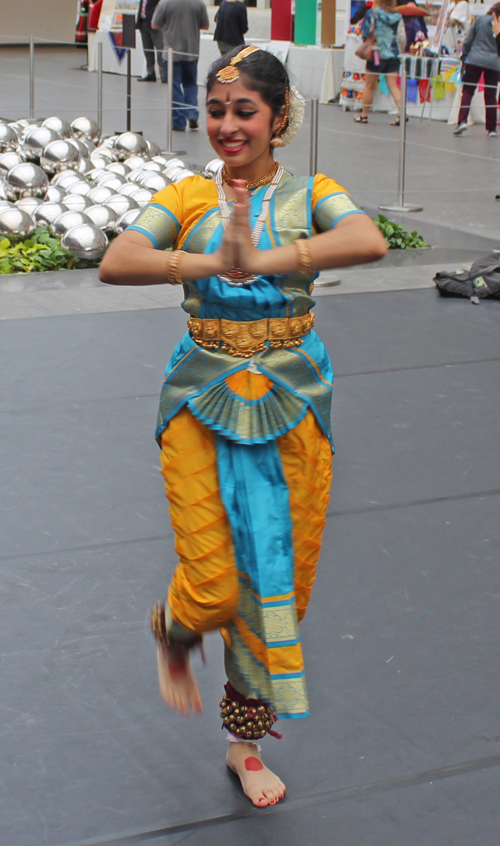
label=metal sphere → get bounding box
[145,139,161,157]
[53,172,85,192]
[68,138,90,158]
[88,168,107,182]
[93,146,116,162]
[163,158,186,173]
[0,200,15,211]
[40,140,81,175]
[45,185,66,203]
[138,172,171,192]
[203,158,224,178]
[96,174,127,191]
[171,169,195,183]
[0,206,35,237]
[0,124,19,153]
[85,204,119,233]
[116,208,141,233]
[118,182,143,197]
[113,132,149,161]
[61,224,108,260]
[89,155,109,170]
[152,155,171,167]
[51,210,92,236]
[66,180,93,197]
[61,193,94,212]
[104,162,130,176]
[7,122,24,140]
[124,154,151,170]
[70,116,101,145]
[76,157,93,175]
[41,116,71,138]
[22,126,60,161]
[128,168,147,184]
[5,163,49,200]
[0,182,10,201]
[99,135,119,148]
[0,151,26,174]
[51,169,83,187]
[129,187,153,208]
[34,202,67,226]
[139,160,163,173]
[105,194,139,217]
[88,185,114,204]
[15,196,43,216]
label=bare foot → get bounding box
[156,646,203,716]
[226,741,286,807]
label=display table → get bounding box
[88,32,345,103]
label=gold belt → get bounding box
[187,312,315,358]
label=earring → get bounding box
[271,137,283,147]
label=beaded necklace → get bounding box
[221,160,280,191]
[215,163,284,286]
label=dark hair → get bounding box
[487,2,500,13]
[206,47,290,122]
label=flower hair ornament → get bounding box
[271,85,305,148]
[216,45,261,83]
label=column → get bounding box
[294,0,317,45]
[271,0,292,41]
[321,0,336,46]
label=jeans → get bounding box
[162,59,199,129]
[458,64,500,133]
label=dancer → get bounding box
[99,46,386,807]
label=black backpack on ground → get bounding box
[434,251,500,303]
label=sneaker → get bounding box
[189,118,199,130]
[488,131,497,137]
[453,123,468,135]
[138,74,156,82]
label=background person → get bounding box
[136,0,164,82]
[152,0,209,131]
[354,0,403,125]
[454,2,500,137]
[99,45,386,808]
[214,0,248,55]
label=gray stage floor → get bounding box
[2,42,500,846]
[1,289,500,846]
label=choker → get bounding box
[222,161,280,191]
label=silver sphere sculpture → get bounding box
[42,116,72,138]
[34,202,67,226]
[61,224,108,260]
[104,194,139,217]
[41,140,81,175]
[0,151,26,174]
[171,169,195,183]
[0,206,36,237]
[66,180,93,196]
[88,185,115,204]
[146,139,161,157]
[118,182,143,197]
[51,210,92,237]
[113,132,149,161]
[0,124,19,153]
[85,204,119,233]
[15,196,43,216]
[70,116,101,145]
[22,126,60,161]
[116,208,141,233]
[96,173,127,191]
[138,172,171,192]
[69,138,90,158]
[129,187,153,208]
[76,157,93,175]
[5,163,49,200]
[45,185,66,202]
[139,161,163,173]
[61,194,94,212]
[124,154,151,170]
[203,158,224,178]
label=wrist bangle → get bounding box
[166,250,185,285]
[293,239,315,276]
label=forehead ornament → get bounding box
[215,45,261,83]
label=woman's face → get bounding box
[206,75,282,169]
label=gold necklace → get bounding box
[222,161,280,191]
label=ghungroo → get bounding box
[219,682,282,740]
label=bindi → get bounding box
[225,93,232,104]
[245,756,264,771]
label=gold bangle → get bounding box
[166,250,185,285]
[293,239,315,276]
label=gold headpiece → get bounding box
[271,88,290,147]
[216,45,261,83]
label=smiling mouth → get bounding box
[219,139,248,151]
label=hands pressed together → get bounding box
[215,180,265,278]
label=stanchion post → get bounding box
[29,35,35,119]
[379,61,423,213]
[126,48,132,131]
[97,40,103,133]
[309,98,319,177]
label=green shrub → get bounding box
[0,226,100,274]
[373,214,429,250]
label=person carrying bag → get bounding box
[354,0,403,125]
